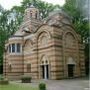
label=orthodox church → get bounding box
[3,5,85,80]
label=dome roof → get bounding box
[30,4,35,8]
[49,9,71,20]
[45,9,73,28]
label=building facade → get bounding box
[3,5,85,80]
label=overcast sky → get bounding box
[0,0,65,10]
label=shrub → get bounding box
[39,83,46,90]
[21,75,32,83]
[0,75,4,80]
[0,75,9,85]
[0,79,9,85]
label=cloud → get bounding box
[0,0,22,10]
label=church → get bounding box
[3,5,85,80]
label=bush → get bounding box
[21,75,32,83]
[0,75,4,80]
[0,79,9,85]
[39,83,46,90]
[0,75,9,85]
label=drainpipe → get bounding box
[35,38,39,79]
[22,36,24,76]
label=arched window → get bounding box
[30,11,32,18]
[27,63,31,72]
[41,55,49,65]
[35,11,37,19]
[38,32,49,47]
[9,44,11,53]
[16,43,21,53]
[8,63,12,72]
[41,36,48,45]
[12,44,15,53]
[24,40,33,54]
[65,33,76,48]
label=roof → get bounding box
[44,9,73,28]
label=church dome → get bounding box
[45,9,73,28]
[49,8,70,18]
[30,4,35,8]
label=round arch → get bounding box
[63,30,79,41]
[36,24,52,41]
[40,54,50,79]
[40,55,49,65]
[23,38,33,47]
[37,30,51,41]
[67,57,76,65]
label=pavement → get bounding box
[11,77,89,90]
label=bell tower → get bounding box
[23,4,40,21]
[20,4,42,34]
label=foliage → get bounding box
[21,75,32,83]
[63,0,89,42]
[39,83,46,90]
[0,75,9,85]
[0,79,9,85]
[0,75,4,80]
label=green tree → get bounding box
[0,8,20,74]
[0,9,8,74]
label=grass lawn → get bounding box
[0,84,38,90]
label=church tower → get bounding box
[20,4,42,34]
[23,4,40,21]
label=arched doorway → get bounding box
[68,64,75,77]
[67,57,76,78]
[41,64,49,79]
[40,55,49,79]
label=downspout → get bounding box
[22,36,24,76]
[37,38,39,79]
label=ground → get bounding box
[12,78,89,90]
[0,83,38,90]
[0,78,89,90]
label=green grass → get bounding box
[0,84,38,90]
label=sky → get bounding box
[0,0,65,10]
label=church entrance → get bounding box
[41,65,49,79]
[40,55,50,79]
[67,57,76,78]
[68,64,74,77]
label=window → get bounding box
[35,11,37,19]
[65,33,75,48]
[17,43,21,53]
[12,44,15,52]
[8,43,21,53]
[8,64,12,72]
[41,36,48,46]
[30,11,32,18]
[27,64,31,72]
[9,44,11,53]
